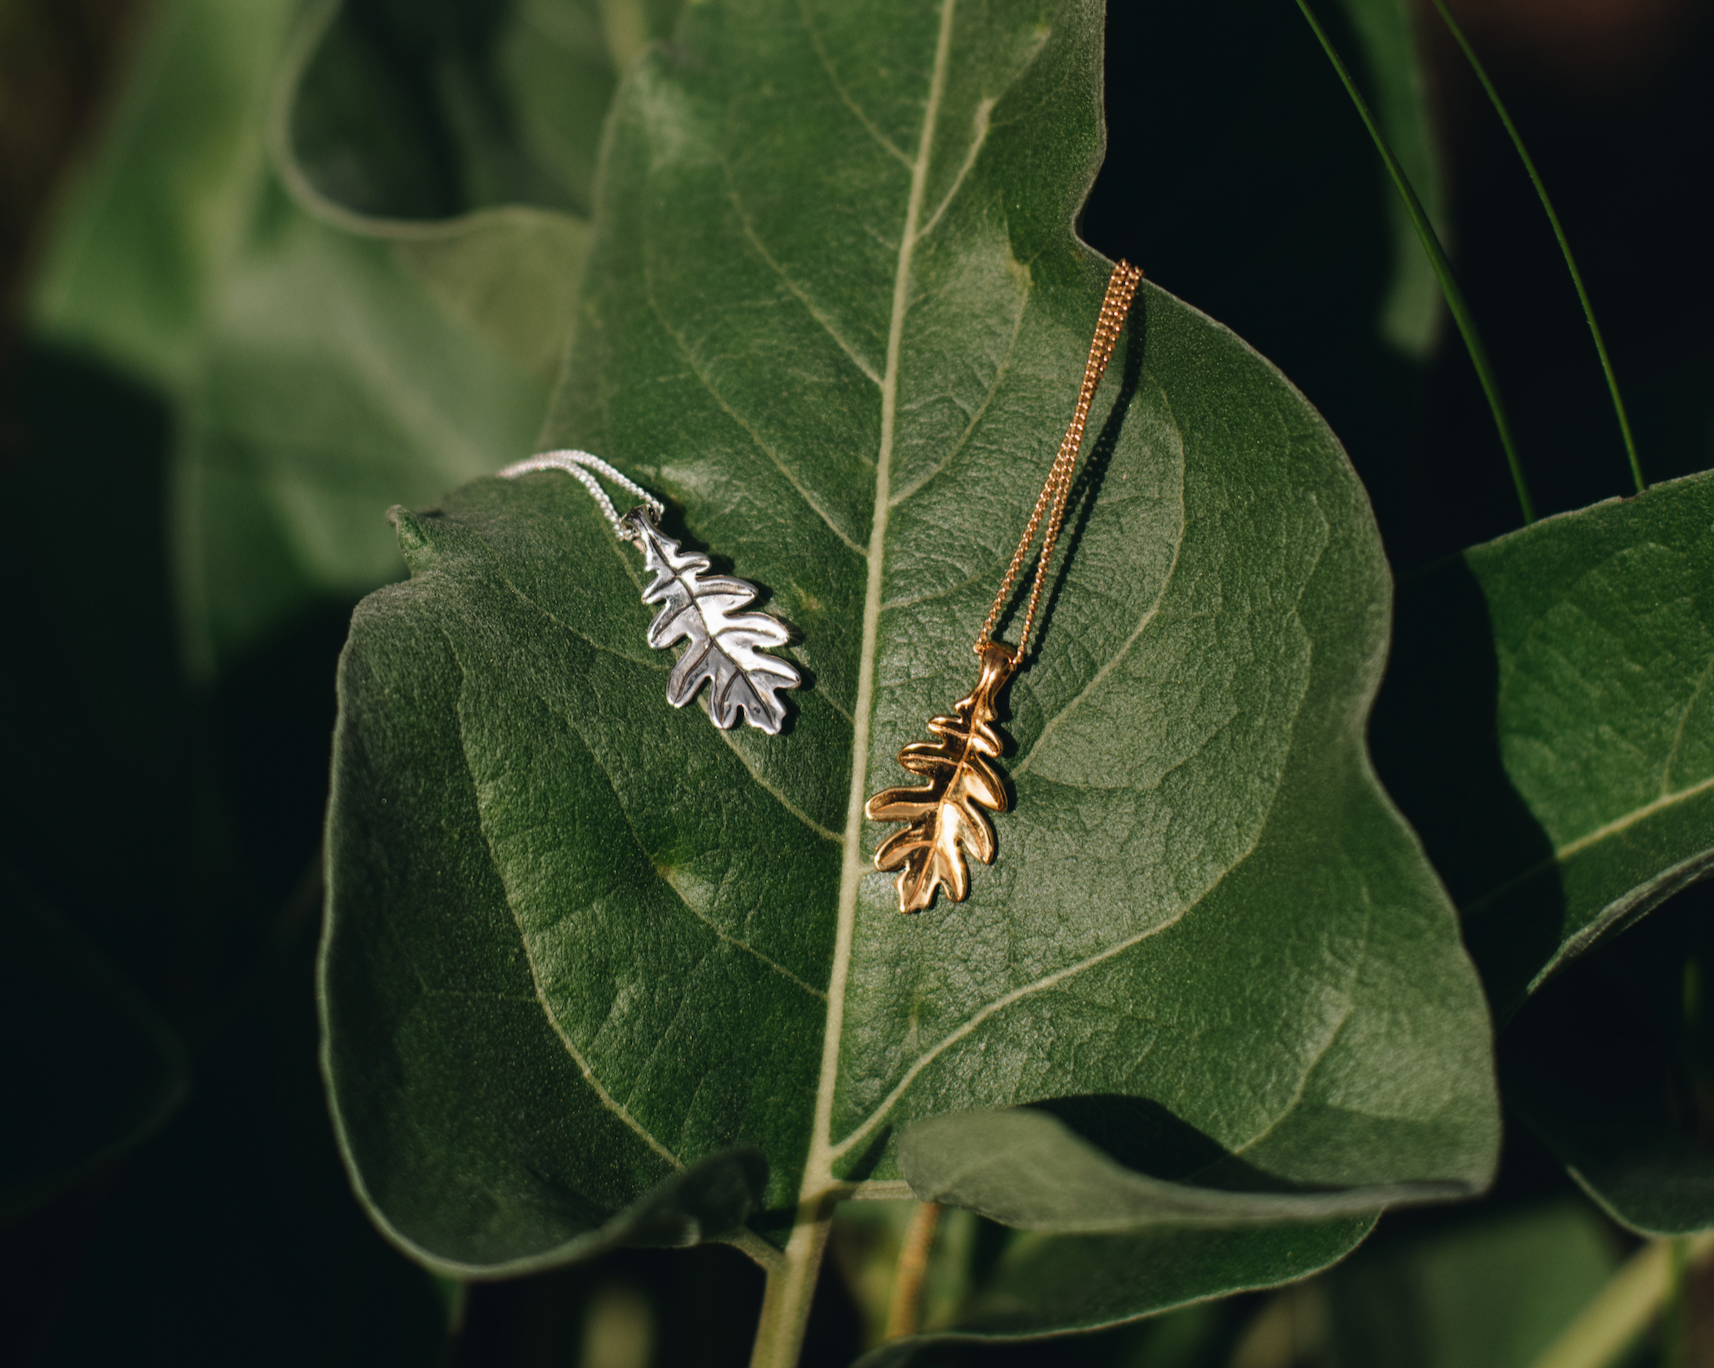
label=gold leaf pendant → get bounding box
[865,642,1017,913]
[863,260,1143,914]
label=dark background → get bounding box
[2,0,1710,1362]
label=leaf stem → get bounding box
[884,1202,943,1339]
[1526,1231,1714,1368]
[1294,0,1536,524]
[1667,1236,1691,1368]
[748,1197,835,1368]
[1428,0,1645,495]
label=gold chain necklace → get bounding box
[865,261,1144,913]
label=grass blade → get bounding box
[1428,0,1646,494]
[1295,0,1536,524]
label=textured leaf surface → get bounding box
[1373,470,1714,1016]
[322,0,1497,1286]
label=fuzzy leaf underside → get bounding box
[277,0,652,375]
[321,0,1499,1286]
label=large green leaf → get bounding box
[321,0,1496,1315]
[1372,470,1714,1017]
[30,0,551,676]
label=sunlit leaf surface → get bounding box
[321,0,1498,1298]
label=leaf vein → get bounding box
[710,723,845,845]
[1011,434,1186,777]
[1230,876,1368,1158]
[439,625,684,1170]
[828,897,1201,1162]
[888,280,1030,508]
[1465,772,1714,916]
[812,0,959,1193]
[450,555,826,1008]
[722,171,882,384]
[913,96,994,243]
[1663,653,1714,794]
[795,0,913,167]
[643,285,869,557]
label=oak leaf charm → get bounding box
[622,506,801,734]
[865,641,1018,913]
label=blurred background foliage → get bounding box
[1,0,1711,1363]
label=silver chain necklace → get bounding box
[499,450,802,735]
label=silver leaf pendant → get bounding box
[622,506,801,734]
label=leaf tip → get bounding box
[388,505,437,571]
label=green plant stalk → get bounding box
[1667,1236,1690,1368]
[1528,1232,1714,1368]
[1429,0,1646,495]
[1294,0,1536,524]
[749,1199,835,1368]
[885,1202,944,1339]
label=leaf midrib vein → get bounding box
[830,467,1335,1162]
[808,0,959,1197]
